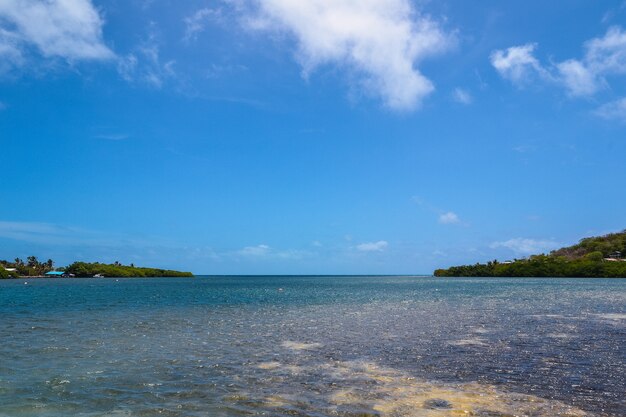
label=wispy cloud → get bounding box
[236,244,309,260]
[238,244,271,257]
[438,212,460,224]
[0,29,24,73]
[490,238,560,255]
[594,97,626,122]
[0,220,158,248]
[235,0,455,111]
[184,8,222,41]
[95,133,130,141]
[0,0,113,73]
[356,241,388,252]
[452,88,472,105]
[117,26,176,89]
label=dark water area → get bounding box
[0,276,624,416]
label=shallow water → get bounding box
[0,276,624,417]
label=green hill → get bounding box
[65,262,194,278]
[434,230,626,278]
[550,230,626,260]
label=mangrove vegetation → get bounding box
[435,230,626,278]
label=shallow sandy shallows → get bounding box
[325,361,587,417]
[248,343,589,417]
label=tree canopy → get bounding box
[434,230,626,278]
[0,257,193,278]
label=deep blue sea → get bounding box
[0,276,624,417]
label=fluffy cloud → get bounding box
[438,212,460,224]
[490,43,549,86]
[0,0,113,70]
[491,26,626,98]
[594,97,626,121]
[490,238,559,255]
[240,0,454,110]
[556,59,601,96]
[356,241,388,252]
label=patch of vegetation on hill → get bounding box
[434,230,626,278]
[65,261,193,278]
[550,230,626,259]
[1,257,193,278]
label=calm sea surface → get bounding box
[0,276,624,417]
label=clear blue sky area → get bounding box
[1,1,625,274]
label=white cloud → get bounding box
[238,244,271,257]
[594,97,626,121]
[0,29,24,72]
[0,0,113,69]
[356,240,388,252]
[237,244,308,260]
[491,26,626,98]
[490,238,559,255]
[490,43,548,86]
[239,0,454,110]
[117,39,176,88]
[452,87,472,104]
[556,59,601,97]
[184,8,222,41]
[438,212,460,224]
[584,26,626,75]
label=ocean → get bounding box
[0,276,624,416]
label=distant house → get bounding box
[604,251,624,262]
[2,267,17,272]
[45,271,66,277]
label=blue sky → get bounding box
[1,0,626,274]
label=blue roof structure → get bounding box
[45,271,65,276]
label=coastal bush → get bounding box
[65,262,193,278]
[435,230,626,278]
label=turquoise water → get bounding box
[0,276,624,417]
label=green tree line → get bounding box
[434,230,626,278]
[1,257,193,278]
[1,256,55,278]
[65,262,193,278]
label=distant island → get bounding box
[0,257,193,279]
[435,230,626,278]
